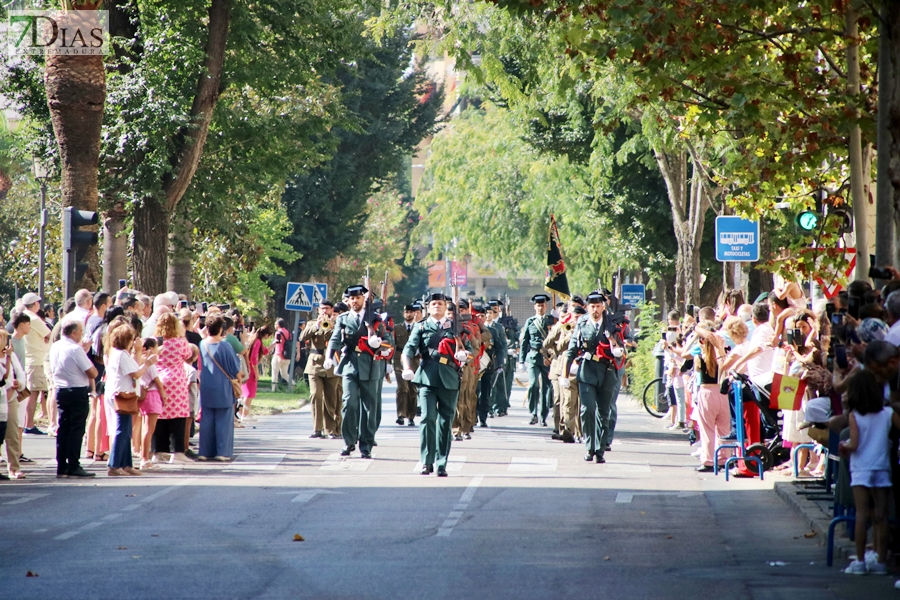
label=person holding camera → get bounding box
[563,290,626,464]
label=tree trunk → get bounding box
[44,11,106,291]
[102,202,128,292]
[133,196,168,294]
[876,2,897,267]
[131,0,232,289]
[167,204,193,297]
[846,4,870,281]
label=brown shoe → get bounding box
[123,467,143,476]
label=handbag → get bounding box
[113,391,140,415]
[208,345,242,400]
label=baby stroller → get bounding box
[730,372,788,474]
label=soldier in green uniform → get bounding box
[479,301,507,426]
[392,304,420,426]
[519,293,554,426]
[563,290,626,463]
[401,293,470,477]
[300,300,341,439]
[324,285,394,459]
[498,300,517,416]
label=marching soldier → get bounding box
[401,293,470,477]
[479,302,507,427]
[324,285,394,459]
[543,303,568,435]
[519,293,554,426]
[545,302,585,443]
[447,299,481,442]
[498,299,517,416]
[563,290,626,463]
[393,304,420,426]
[300,300,341,439]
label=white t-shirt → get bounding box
[886,320,900,347]
[104,348,140,424]
[49,337,94,388]
[747,322,776,386]
[140,364,159,390]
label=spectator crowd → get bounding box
[657,271,900,580]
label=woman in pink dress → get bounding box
[240,325,273,420]
[153,313,193,464]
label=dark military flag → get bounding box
[545,214,570,300]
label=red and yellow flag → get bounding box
[770,373,806,411]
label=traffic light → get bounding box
[829,207,853,234]
[795,210,819,232]
[62,207,98,298]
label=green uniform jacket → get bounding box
[392,321,420,373]
[519,315,554,366]
[564,313,621,385]
[402,318,464,391]
[327,312,393,381]
[487,320,507,369]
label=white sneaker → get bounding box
[170,452,194,464]
[868,562,888,576]
[844,560,867,575]
[691,449,702,458]
[864,549,878,570]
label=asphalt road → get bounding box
[0,383,893,599]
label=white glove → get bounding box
[367,335,382,348]
[323,358,335,370]
[454,350,468,362]
[516,363,526,373]
[402,369,415,381]
[612,347,624,358]
[507,349,515,356]
[386,363,394,374]
[380,348,392,357]
[558,377,570,389]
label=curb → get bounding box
[773,481,855,565]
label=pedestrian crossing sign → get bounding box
[285,282,312,311]
[311,283,328,307]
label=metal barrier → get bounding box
[791,443,819,478]
[715,378,763,480]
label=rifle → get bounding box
[450,273,461,338]
[363,266,375,335]
[380,271,388,317]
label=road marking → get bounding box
[54,531,80,540]
[102,513,122,521]
[507,457,558,473]
[80,521,104,531]
[320,453,373,472]
[226,453,286,471]
[138,479,194,503]
[506,436,547,444]
[276,489,345,503]
[121,504,140,512]
[0,493,51,505]
[615,491,703,504]
[437,476,483,537]
[414,456,466,473]
[34,528,48,533]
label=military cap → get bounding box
[531,293,551,304]
[333,302,349,313]
[404,304,417,311]
[458,299,470,309]
[425,292,449,303]
[488,299,500,307]
[344,285,368,297]
[570,295,585,306]
[572,305,587,315]
[586,290,608,304]
[320,300,334,308]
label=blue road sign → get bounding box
[310,283,328,307]
[715,216,760,262]
[620,284,645,307]
[285,282,312,311]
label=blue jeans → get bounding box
[108,412,133,469]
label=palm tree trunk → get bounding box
[101,201,128,292]
[44,10,106,291]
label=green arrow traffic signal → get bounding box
[795,211,819,232]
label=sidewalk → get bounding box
[773,477,856,565]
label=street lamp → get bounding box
[32,157,50,301]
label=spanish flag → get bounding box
[770,373,806,411]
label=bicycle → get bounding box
[641,377,668,418]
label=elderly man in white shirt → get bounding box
[49,319,98,479]
[68,289,94,325]
[731,302,776,387]
[141,293,179,338]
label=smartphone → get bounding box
[848,296,860,319]
[831,313,843,326]
[793,328,802,345]
[200,302,208,313]
[785,329,794,345]
[179,300,188,309]
[199,316,206,328]
[869,266,892,280]
[834,343,849,370]
[221,303,231,311]
[825,303,835,320]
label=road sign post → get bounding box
[715,216,760,262]
[284,282,329,391]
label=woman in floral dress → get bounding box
[153,313,193,464]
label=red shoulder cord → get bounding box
[437,337,461,368]
[358,323,395,361]
[594,328,626,369]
